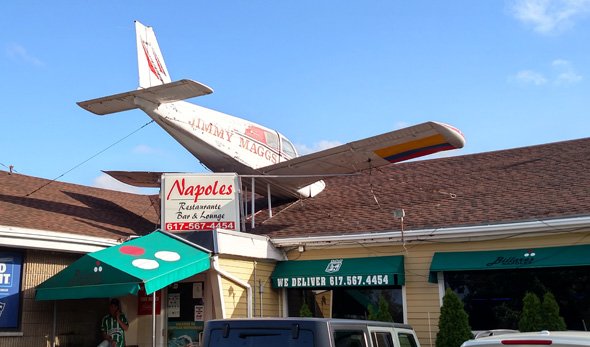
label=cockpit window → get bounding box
[245,125,279,150]
[266,132,279,150]
[281,137,297,158]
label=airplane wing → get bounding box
[257,121,465,185]
[103,171,163,188]
[104,121,464,199]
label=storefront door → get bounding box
[166,282,205,347]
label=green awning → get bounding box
[271,256,404,288]
[36,230,210,300]
[429,244,590,283]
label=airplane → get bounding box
[78,21,465,200]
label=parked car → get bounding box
[201,318,421,347]
[461,330,590,347]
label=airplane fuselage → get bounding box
[140,100,298,173]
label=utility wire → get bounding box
[26,120,154,197]
[1,163,17,174]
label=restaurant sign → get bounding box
[274,273,393,288]
[161,173,240,232]
[272,257,403,289]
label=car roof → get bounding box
[206,318,413,330]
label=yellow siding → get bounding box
[217,256,281,318]
[255,260,283,317]
[1,250,106,347]
[284,230,590,347]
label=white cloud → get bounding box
[6,43,44,66]
[510,0,590,34]
[513,70,549,85]
[511,59,582,86]
[93,173,144,194]
[552,59,583,84]
[296,140,342,155]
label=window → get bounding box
[333,330,366,347]
[444,266,590,330]
[244,125,279,150]
[287,288,403,322]
[281,137,297,158]
[397,333,418,347]
[265,131,279,150]
[371,331,394,347]
[207,327,314,347]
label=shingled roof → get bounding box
[2,137,589,241]
[249,137,590,238]
[0,171,160,240]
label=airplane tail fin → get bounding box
[77,21,213,115]
[135,20,172,88]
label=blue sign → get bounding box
[0,252,23,329]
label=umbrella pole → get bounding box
[52,301,56,347]
[152,291,156,347]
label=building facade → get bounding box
[0,137,589,347]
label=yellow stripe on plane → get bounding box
[373,134,447,159]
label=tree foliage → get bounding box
[367,295,394,322]
[541,292,566,331]
[436,288,472,347]
[519,291,566,331]
[299,301,313,317]
[519,292,543,331]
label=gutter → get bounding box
[0,225,120,253]
[270,216,590,248]
[211,255,253,318]
[215,228,284,260]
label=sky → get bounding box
[2,1,589,194]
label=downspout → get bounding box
[253,261,257,317]
[259,280,264,317]
[211,256,253,318]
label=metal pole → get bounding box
[240,178,246,232]
[251,177,255,229]
[152,291,156,347]
[52,301,56,347]
[267,183,272,218]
